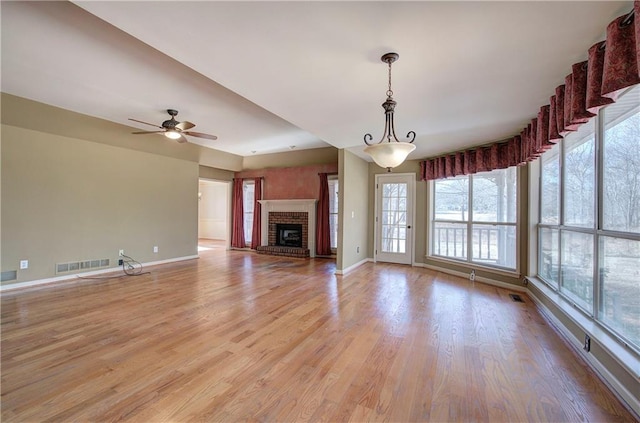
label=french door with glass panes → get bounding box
[375,173,415,264]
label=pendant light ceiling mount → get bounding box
[380,51,399,66]
[363,52,416,172]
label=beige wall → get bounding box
[199,165,234,181]
[241,147,338,170]
[337,150,369,271]
[1,124,199,284]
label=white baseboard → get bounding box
[527,286,640,418]
[142,255,199,268]
[416,262,527,292]
[0,255,199,292]
[335,258,372,275]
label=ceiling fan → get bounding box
[129,109,218,143]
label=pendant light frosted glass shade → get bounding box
[364,142,416,170]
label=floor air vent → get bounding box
[509,294,524,303]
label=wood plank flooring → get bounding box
[1,240,637,422]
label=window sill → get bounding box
[527,276,640,379]
[426,255,519,278]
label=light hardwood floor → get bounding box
[1,241,637,422]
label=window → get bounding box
[381,182,409,254]
[431,167,518,270]
[564,121,596,228]
[242,180,255,243]
[539,144,561,286]
[537,84,640,352]
[562,119,596,312]
[328,177,339,250]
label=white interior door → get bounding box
[375,173,415,265]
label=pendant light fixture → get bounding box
[363,52,416,171]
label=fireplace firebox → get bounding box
[276,224,303,248]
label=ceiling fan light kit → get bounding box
[363,52,416,172]
[129,109,218,143]
[165,130,181,140]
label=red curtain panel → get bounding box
[250,177,262,250]
[316,173,332,256]
[231,178,245,249]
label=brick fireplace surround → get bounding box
[268,213,308,247]
[255,199,317,259]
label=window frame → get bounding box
[242,180,255,244]
[536,85,640,354]
[328,176,339,252]
[429,167,520,273]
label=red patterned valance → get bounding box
[420,2,639,181]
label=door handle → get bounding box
[407,225,412,229]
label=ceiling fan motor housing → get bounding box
[162,109,179,129]
[162,119,178,129]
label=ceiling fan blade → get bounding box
[175,121,195,131]
[132,130,165,135]
[183,131,218,140]
[129,118,163,129]
[176,134,188,143]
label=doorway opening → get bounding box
[198,179,231,251]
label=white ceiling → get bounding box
[1,1,631,162]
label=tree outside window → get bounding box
[537,84,640,352]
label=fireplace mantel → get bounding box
[258,199,317,257]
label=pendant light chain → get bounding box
[387,60,393,98]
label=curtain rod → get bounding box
[621,8,634,27]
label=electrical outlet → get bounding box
[119,249,124,256]
[118,259,124,266]
[469,269,476,281]
[584,334,591,352]
[153,246,158,253]
[20,260,29,270]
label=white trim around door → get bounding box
[374,173,416,265]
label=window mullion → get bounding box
[594,109,605,321]
[558,136,565,290]
[467,175,473,263]
[430,180,435,257]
